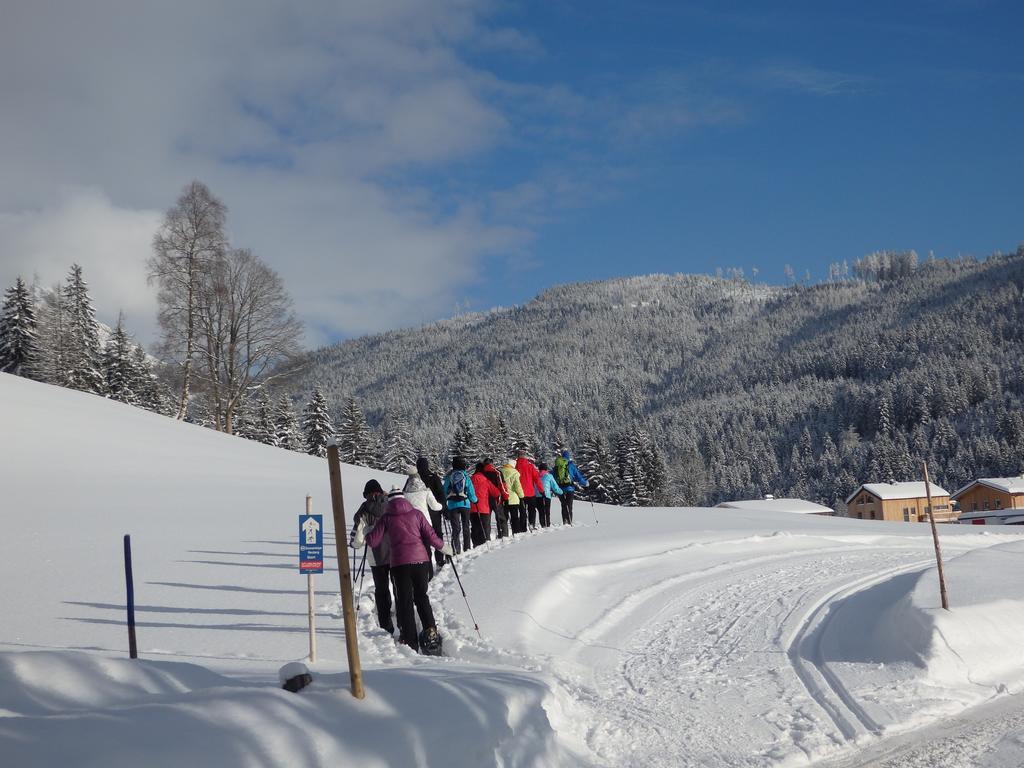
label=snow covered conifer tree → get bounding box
[131,346,173,415]
[480,414,510,462]
[0,277,38,378]
[34,284,69,386]
[102,314,140,405]
[301,389,333,457]
[274,394,300,450]
[615,430,643,507]
[380,415,416,471]
[508,429,531,458]
[249,390,277,445]
[450,418,479,463]
[61,264,103,394]
[337,397,374,466]
[576,433,618,504]
[639,436,669,506]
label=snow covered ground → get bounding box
[4,372,1024,767]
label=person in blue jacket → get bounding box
[537,461,563,528]
[442,456,477,554]
[552,450,588,525]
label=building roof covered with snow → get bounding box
[952,477,1024,498]
[844,481,949,505]
[716,498,833,515]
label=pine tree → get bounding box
[0,277,38,377]
[639,435,668,506]
[577,433,618,504]
[62,264,104,393]
[450,418,479,464]
[274,395,300,450]
[301,389,334,457]
[34,284,70,386]
[102,314,140,405]
[480,413,510,462]
[508,428,531,458]
[380,415,416,471]
[615,429,644,507]
[337,397,374,466]
[249,390,277,445]
[131,346,172,415]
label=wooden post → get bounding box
[306,495,317,664]
[327,444,365,699]
[923,461,950,611]
[123,534,138,659]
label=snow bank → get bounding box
[0,650,583,768]
[916,541,1024,695]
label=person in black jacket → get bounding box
[416,456,447,569]
[350,479,394,634]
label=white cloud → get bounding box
[0,1,525,346]
[0,189,160,341]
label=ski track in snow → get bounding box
[432,530,961,767]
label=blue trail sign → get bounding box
[299,514,324,574]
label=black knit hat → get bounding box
[453,456,468,471]
[363,479,384,497]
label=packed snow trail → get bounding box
[431,520,1019,767]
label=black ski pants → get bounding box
[540,496,553,528]
[391,561,435,652]
[446,508,468,554]
[370,564,394,634]
[508,502,526,533]
[493,500,510,538]
[524,496,542,529]
[558,492,575,525]
[430,509,445,568]
[470,513,491,546]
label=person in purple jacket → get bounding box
[363,492,453,652]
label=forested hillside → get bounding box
[291,249,1024,510]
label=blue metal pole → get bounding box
[124,534,138,659]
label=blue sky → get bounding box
[464,1,1024,304]
[0,1,1021,345]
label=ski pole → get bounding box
[354,544,368,615]
[446,555,481,638]
[591,499,599,525]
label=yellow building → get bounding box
[845,481,953,523]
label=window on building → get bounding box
[984,501,990,510]
[903,510,910,522]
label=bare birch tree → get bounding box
[148,181,227,419]
[194,248,303,433]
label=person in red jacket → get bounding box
[470,462,500,546]
[515,451,544,532]
[481,458,510,538]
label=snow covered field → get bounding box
[4,372,1024,766]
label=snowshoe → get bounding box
[419,627,443,656]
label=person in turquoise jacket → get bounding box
[442,456,477,554]
[537,462,563,528]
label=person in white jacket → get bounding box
[402,466,444,578]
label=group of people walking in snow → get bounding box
[350,450,589,653]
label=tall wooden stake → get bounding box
[923,461,950,611]
[123,534,138,659]
[306,495,317,664]
[327,444,365,699]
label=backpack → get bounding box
[447,470,468,501]
[554,458,571,486]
